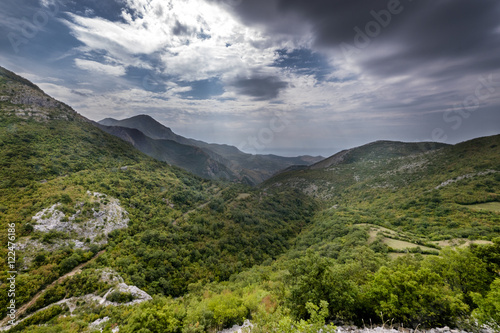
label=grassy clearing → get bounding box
[433,239,494,248]
[364,223,494,253]
[360,223,398,243]
[387,252,431,259]
[383,238,437,252]
[236,193,251,200]
[360,223,439,253]
[464,202,500,212]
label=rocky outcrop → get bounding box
[17,191,129,267]
[1,269,150,332]
[435,170,498,189]
[31,191,129,243]
[0,66,82,121]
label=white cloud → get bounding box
[61,0,288,82]
[18,72,64,84]
[74,58,126,76]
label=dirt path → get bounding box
[0,250,106,328]
[173,189,224,225]
[173,202,209,225]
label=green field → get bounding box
[465,202,500,212]
[383,238,438,253]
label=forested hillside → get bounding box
[0,66,499,332]
[0,67,316,331]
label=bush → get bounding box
[423,247,493,306]
[366,265,468,328]
[26,285,66,315]
[207,291,248,329]
[8,304,65,332]
[59,253,81,274]
[285,251,360,321]
[106,290,134,303]
[248,300,336,333]
[120,296,185,333]
[472,278,500,331]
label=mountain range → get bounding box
[97,115,323,185]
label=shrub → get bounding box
[472,278,500,331]
[366,265,468,328]
[106,290,134,303]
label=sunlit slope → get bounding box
[264,136,500,240]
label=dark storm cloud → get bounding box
[358,0,500,78]
[222,0,410,41]
[232,76,288,100]
[226,0,500,77]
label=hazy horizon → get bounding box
[94,113,500,158]
[1,0,499,156]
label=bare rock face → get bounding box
[88,316,110,331]
[435,170,498,189]
[60,269,153,311]
[31,191,129,243]
[17,191,129,267]
[10,86,61,109]
[31,204,66,232]
[98,268,152,304]
[103,283,153,305]
[0,70,82,121]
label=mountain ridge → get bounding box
[94,122,237,180]
[309,140,450,170]
[97,114,324,184]
[263,133,500,205]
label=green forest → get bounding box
[0,67,500,332]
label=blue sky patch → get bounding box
[273,48,332,82]
[178,78,225,100]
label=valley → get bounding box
[0,66,499,332]
[97,115,323,185]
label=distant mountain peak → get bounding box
[130,114,156,120]
[98,114,177,141]
[100,117,118,122]
[126,114,165,125]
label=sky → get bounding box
[1,0,499,157]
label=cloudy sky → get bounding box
[1,0,499,156]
